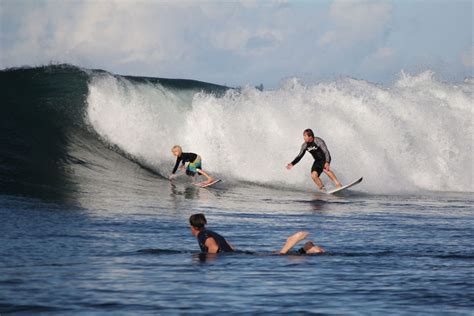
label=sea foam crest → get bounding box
[87,71,473,193]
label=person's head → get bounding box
[189,213,207,235]
[171,145,182,157]
[303,129,314,142]
[303,241,325,254]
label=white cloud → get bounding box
[1,1,287,69]
[374,46,395,59]
[210,27,282,56]
[3,1,226,68]
[358,46,398,78]
[0,0,471,86]
[210,26,251,51]
[319,0,393,47]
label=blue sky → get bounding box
[0,0,472,87]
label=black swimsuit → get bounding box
[172,152,198,174]
[291,137,332,176]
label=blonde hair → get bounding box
[171,145,182,153]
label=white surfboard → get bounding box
[326,177,363,194]
[194,179,222,188]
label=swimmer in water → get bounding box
[189,213,325,255]
[189,213,234,254]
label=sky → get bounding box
[0,0,472,87]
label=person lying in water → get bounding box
[189,213,325,255]
[169,145,214,185]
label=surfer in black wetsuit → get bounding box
[287,129,342,192]
[169,145,214,184]
[189,214,325,255]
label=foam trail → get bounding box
[86,71,473,193]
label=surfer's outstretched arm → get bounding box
[279,231,309,254]
[287,143,307,170]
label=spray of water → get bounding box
[86,71,473,193]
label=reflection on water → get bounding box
[193,252,218,264]
[170,182,201,199]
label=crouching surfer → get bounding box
[169,145,214,185]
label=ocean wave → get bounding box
[1,64,472,198]
[87,68,473,193]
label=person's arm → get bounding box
[287,143,306,169]
[171,157,181,174]
[205,237,219,254]
[278,231,309,254]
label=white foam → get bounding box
[86,71,473,193]
[86,74,194,173]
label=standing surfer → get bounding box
[287,129,342,192]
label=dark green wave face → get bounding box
[0,65,89,200]
[0,64,229,201]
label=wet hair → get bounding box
[303,129,314,137]
[189,213,207,229]
[298,241,315,254]
[171,145,182,153]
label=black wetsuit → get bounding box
[197,229,234,253]
[291,137,332,176]
[172,152,198,174]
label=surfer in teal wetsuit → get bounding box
[189,213,325,255]
[287,129,342,192]
[169,145,214,184]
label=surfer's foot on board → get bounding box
[319,185,326,192]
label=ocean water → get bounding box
[0,65,473,314]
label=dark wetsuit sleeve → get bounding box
[172,157,182,174]
[314,137,331,163]
[291,143,307,165]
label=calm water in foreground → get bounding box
[1,178,473,315]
